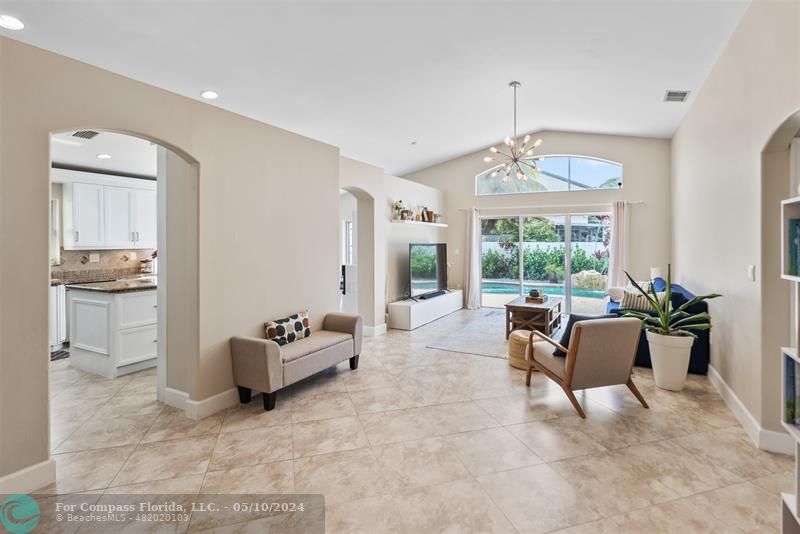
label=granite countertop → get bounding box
[65,277,157,293]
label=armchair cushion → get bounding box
[531,341,567,378]
[554,314,615,357]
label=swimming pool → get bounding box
[481,281,604,299]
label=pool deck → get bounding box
[482,293,606,314]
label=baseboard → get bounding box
[0,458,55,494]
[708,365,793,455]
[363,323,387,337]
[185,387,239,420]
[161,387,189,411]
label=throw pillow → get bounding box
[606,287,625,303]
[265,310,311,346]
[553,314,615,357]
[619,290,666,313]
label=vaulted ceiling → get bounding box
[2,0,750,174]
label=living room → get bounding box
[0,1,799,533]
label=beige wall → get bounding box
[159,147,198,395]
[384,175,446,302]
[0,38,340,477]
[671,0,800,433]
[404,131,672,292]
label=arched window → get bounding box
[475,155,623,196]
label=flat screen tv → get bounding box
[409,243,447,299]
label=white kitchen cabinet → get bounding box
[58,171,157,250]
[69,287,157,378]
[133,189,157,249]
[70,182,105,248]
[104,186,135,248]
[48,284,67,350]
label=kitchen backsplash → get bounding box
[51,248,156,283]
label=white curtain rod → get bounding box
[458,200,644,211]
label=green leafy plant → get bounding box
[623,265,721,338]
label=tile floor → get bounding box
[42,310,793,533]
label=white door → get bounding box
[134,189,157,249]
[72,183,104,247]
[104,186,135,248]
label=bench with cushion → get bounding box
[229,313,362,410]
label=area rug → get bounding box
[427,309,508,359]
[50,349,69,361]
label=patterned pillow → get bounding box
[265,310,311,346]
[619,290,666,313]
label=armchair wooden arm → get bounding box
[527,330,568,358]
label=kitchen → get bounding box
[49,131,159,379]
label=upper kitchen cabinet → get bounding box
[70,182,105,248]
[133,189,157,249]
[56,169,157,250]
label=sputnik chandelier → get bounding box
[483,81,543,182]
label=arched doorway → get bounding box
[48,128,200,454]
[340,185,379,330]
[760,110,800,442]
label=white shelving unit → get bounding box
[781,195,800,534]
[391,219,448,228]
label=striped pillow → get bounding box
[620,290,666,312]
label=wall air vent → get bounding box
[664,90,690,103]
[72,130,100,139]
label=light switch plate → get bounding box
[89,253,100,263]
[747,264,756,281]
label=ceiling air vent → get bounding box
[664,90,690,103]
[72,130,100,139]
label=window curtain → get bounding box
[464,207,481,309]
[608,200,629,287]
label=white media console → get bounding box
[387,289,463,330]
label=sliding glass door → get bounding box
[522,216,566,302]
[480,213,610,314]
[569,214,611,314]
[480,217,520,307]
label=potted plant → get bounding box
[623,265,720,391]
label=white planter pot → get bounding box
[646,331,694,391]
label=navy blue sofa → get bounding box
[605,277,710,375]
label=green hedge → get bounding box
[481,245,608,282]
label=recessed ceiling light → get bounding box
[200,90,219,100]
[96,153,112,160]
[0,14,24,31]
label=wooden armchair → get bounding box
[525,317,648,418]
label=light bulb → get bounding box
[523,134,530,144]
[502,174,509,183]
[490,147,498,153]
[491,170,499,177]
[533,138,543,148]
[526,149,534,156]
[483,156,494,163]
[504,137,512,147]
[516,170,524,180]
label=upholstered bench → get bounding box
[230,313,362,410]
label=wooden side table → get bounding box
[504,296,563,339]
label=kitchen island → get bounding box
[66,277,157,378]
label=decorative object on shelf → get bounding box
[482,81,543,183]
[393,200,405,220]
[790,218,800,276]
[623,264,721,391]
[525,288,548,303]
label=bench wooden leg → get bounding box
[237,386,252,404]
[350,355,359,370]
[263,391,276,411]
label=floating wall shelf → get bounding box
[391,219,448,228]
